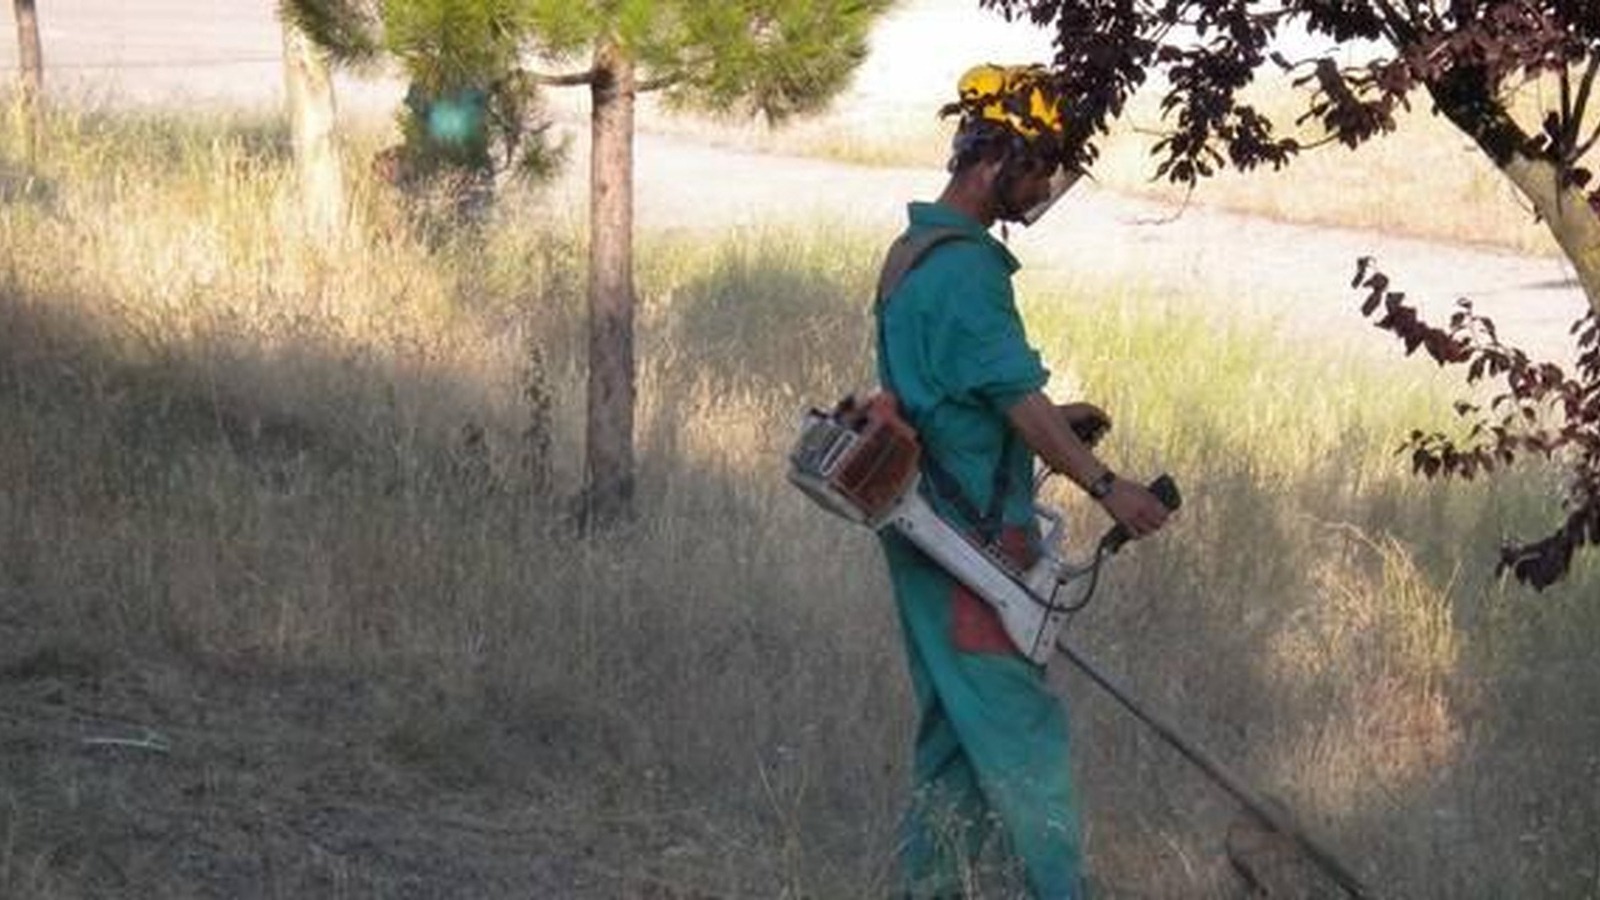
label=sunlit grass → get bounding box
[2,100,1598,898]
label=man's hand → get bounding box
[1006,392,1174,541]
[1097,478,1171,539]
[1058,402,1110,447]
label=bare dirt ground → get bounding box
[0,616,729,898]
[0,2,1594,898]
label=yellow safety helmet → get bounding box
[943,64,1080,226]
[943,64,1064,144]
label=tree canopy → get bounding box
[984,0,1597,194]
[522,0,887,121]
[283,0,887,179]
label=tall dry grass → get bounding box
[2,101,1598,898]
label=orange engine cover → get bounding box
[826,392,921,520]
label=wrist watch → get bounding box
[1086,469,1117,500]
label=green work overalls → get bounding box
[876,201,1084,899]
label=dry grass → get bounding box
[2,100,1599,898]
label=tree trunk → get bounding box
[13,0,42,156]
[583,35,637,527]
[1431,74,1600,317]
[1496,155,1600,316]
[282,20,345,240]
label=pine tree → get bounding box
[282,0,892,525]
[281,0,562,189]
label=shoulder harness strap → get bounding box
[874,226,971,309]
[873,225,1016,543]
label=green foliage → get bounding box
[282,0,559,187]
[523,0,894,124]
[383,0,532,94]
[279,0,384,70]
[282,0,529,89]
[522,0,602,59]
[282,0,893,185]
[655,0,893,123]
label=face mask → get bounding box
[1017,168,1083,226]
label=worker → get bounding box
[875,63,1173,899]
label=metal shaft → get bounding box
[1056,638,1376,900]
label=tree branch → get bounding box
[1560,57,1573,141]
[1370,0,1420,46]
[529,70,596,87]
[1291,131,1350,151]
[1395,0,1428,31]
[1569,53,1600,156]
[637,73,684,93]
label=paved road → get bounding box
[3,0,1590,364]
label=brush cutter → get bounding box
[787,392,1376,899]
[788,392,1172,663]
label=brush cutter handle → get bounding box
[1101,474,1182,555]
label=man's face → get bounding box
[1010,158,1064,211]
[999,156,1083,225]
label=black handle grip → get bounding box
[1101,474,1182,555]
[1149,474,1182,511]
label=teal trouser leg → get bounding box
[900,627,995,897]
[885,534,1085,900]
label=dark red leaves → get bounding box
[1358,271,1472,364]
[991,0,1594,221]
[993,0,1600,588]
[1354,258,1600,589]
[1361,274,1388,316]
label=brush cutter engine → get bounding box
[787,393,1171,664]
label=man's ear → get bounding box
[974,156,1006,191]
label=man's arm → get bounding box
[1005,391,1171,538]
